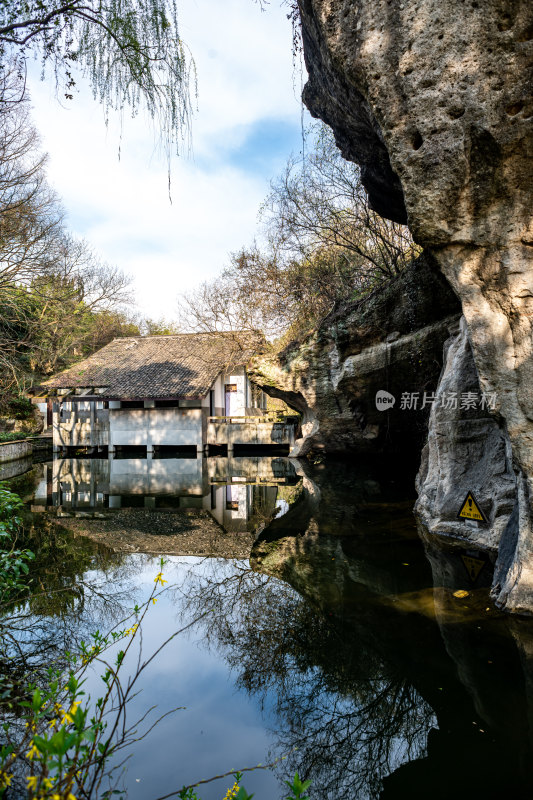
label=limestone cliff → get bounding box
[297,0,532,488]
[414,317,533,612]
[249,253,460,461]
[278,0,532,612]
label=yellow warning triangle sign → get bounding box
[458,491,487,523]
[461,555,485,583]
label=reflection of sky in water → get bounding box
[80,556,281,800]
[76,553,436,800]
[9,457,533,799]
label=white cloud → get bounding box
[25,0,308,321]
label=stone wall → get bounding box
[0,440,32,464]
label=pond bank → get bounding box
[0,438,32,463]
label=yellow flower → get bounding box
[123,623,139,636]
[152,598,158,605]
[55,700,80,726]
[27,743,40,760]
[154,572,167,587]
[26,775,38,790]
[223,782,240,799]
[0,772,12,787]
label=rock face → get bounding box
[0,405,43,435]
[250,254,460,461]
[295,0,533,611]
[415,315,533,613]
[416,318,517,552]
[414,317,533,610]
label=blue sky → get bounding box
[26,0,308,321]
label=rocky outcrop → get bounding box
[416,317,517,551]
[250,254,460,460]
[294,0,533,611]
[414,317,533,611]
[0,404,43,435]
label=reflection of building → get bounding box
[32,456,300,533]
[30,333,296,454]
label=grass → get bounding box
[0,432,36,443]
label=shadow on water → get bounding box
[245,459,533,799]
[2,454,533,798]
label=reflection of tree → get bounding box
[245,486,281,537]
[173,453,533,799]
[176,560,435,800]
[0,515,163,799]
[0,514,145,716]
[268,626,433,800]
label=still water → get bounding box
[5,455,533,799]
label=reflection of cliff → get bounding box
[250,462,533,797]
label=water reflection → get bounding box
[29,455,300,534]
[3,458,533,798]
[245,461,533,798]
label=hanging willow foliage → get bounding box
[0,0,196,154]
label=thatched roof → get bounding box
[40,333,262,399]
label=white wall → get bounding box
[214,373,225,410]
[222,366,247,416]
[110,408,202,448]
[201,372,225,415]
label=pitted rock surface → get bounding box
[298,0,533,611]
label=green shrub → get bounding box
[8,397,35,421]
[0,432,34,443]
